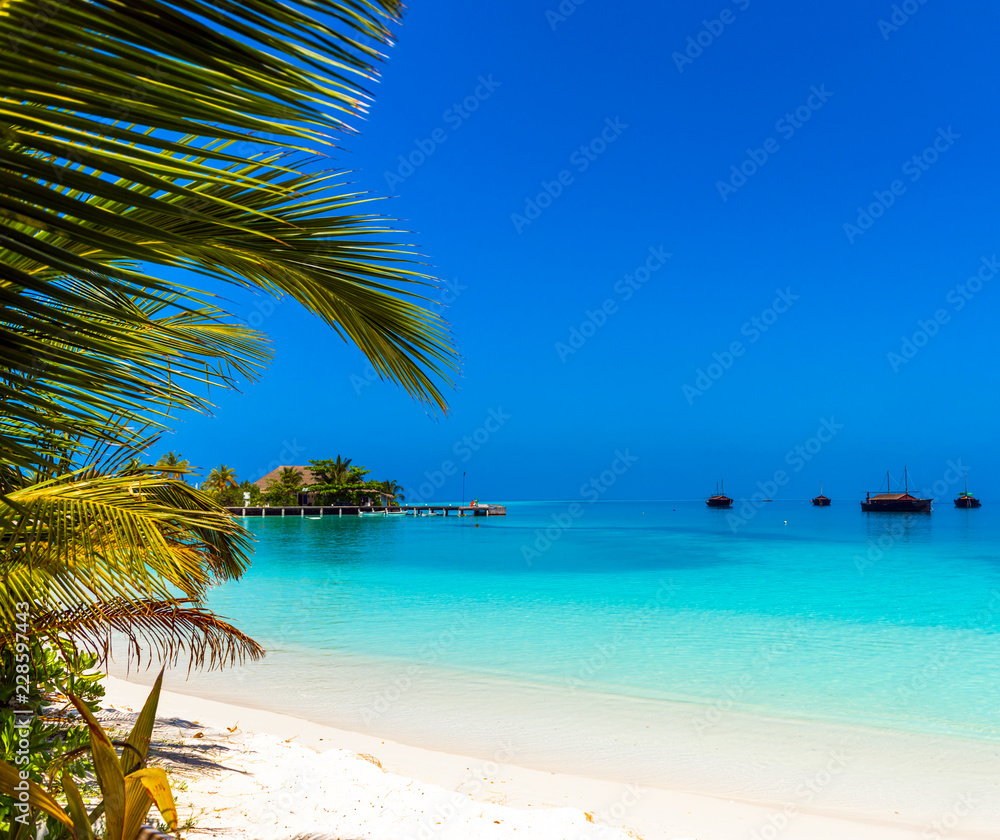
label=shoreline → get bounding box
[102,674,997,840]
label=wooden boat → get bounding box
[811,484,831,506]
[706,480,733,508]
[861,468,931,512]
[954,475,981,508]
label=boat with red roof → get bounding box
[861,468,931,512]
[706,480,733,508]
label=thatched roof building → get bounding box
[252,465,395,502]
[253,465,317,491]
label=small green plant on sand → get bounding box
[1,640,106,839]
[0,671,177,840]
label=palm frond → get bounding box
[0,470,252,645]
[1,0,458,475]
[36,598,265,673]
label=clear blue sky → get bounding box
[166,0,1000,504]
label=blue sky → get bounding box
[167,0,1000,504]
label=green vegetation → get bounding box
[377,480,406,503]
[1,642,105,840]
[154,453,190,482]
[197,458,406,508]
[262,467,305,507]
[1,0,456,834]
[203,465,238,495]
[0,672,177,840]
[216,481,262,509]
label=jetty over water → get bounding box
[225,504,507,518]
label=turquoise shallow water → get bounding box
[193,499,1000,743]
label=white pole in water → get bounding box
[300,507,304,517]
[281,508,285,517]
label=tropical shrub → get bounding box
[0,672,177,840]
[203,466,238,495]
[214,481,261,508]
[262,482,296,507]
[0,641,105,839]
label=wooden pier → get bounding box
[224,504,507,518]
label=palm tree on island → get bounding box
[327,455,354,485]
[205,465,239,494]
[278,467,305,490]
[378,479,406,503]
[156,451,190,481]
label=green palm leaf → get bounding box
[0,469,263,666]
[1,0,458,476]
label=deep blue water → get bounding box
[198,500,1000,742]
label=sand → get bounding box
[100,676,998,840]
[103,677,995,840]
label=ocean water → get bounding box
[110,500,1000,815]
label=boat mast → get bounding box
[904,466,908,494]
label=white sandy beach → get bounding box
[102,676,997,840]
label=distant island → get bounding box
[156,452,404,508]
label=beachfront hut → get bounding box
[253,465,317,505]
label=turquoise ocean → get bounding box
[111,499,1000,814]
